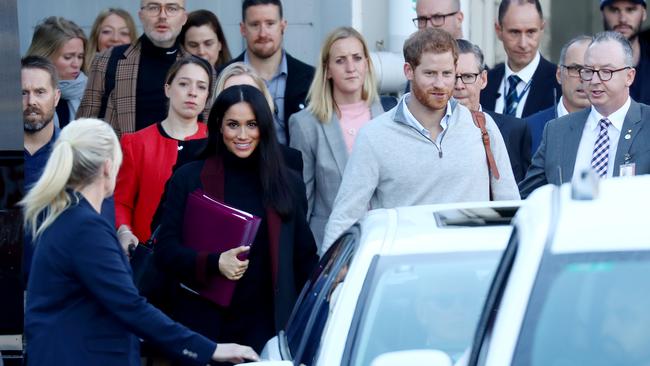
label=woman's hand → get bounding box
[117,225,138,255]
[218,246,250,280]
[212,343,259,363]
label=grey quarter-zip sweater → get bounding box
[321,94,520,254]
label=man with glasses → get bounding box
[414,0,464,39]
[78,1,193,136]
[601,0,650,105]
[481,0,561,119]
[454,39,531,182]
[526,36,592,155]
[219,0,314,145]
[322,29,518,254]
[519,31,650,198]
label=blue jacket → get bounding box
[526,105,557,157]
[25,195,215,366]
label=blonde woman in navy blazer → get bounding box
[21,119,257,365]
[289,27,384,250]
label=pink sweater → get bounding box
[339,101,372,153]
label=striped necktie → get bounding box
[504,75,521,116]
[591,118,611,178]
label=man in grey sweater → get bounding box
[321,28,520,254]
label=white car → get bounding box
[239,200,520,366]
[454,175,650,366]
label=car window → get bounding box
[346,251,501,365]
[512,252,650,366]
[285,231,357,364]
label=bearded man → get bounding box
[601,0,650,104]
[218,0,314,145]
[22,56,61,188]
[321,28,519,254]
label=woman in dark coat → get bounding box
[22,118,257,366]
[155,85,318,353]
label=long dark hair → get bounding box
[203,85,293,217]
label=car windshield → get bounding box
[513,251,650,366]
[348,251,501,365]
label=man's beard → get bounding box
[604,19,641,41]
[412,83,452,111]
[24,106,54,134]
[250,36,281,59]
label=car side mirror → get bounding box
[371,349,453,366]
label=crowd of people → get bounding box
[20,0,650,364]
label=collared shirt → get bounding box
[572,97,630,181]
[402,93,453,143]
[557,96,570,118]
[495,52,541,118]
[24,127,59,190]
[244,50,289,144]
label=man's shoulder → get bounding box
[535,55,558,75]
[486,110,526,127]
[216,52,245,74]
[526,105,556,123]
[359,109,398,135]
[545,108,588,131]
[285,52,315,74]
[487,63,506,78]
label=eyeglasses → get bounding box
[560,64,583,78]
[140,3,185,17]
[455,73,480,84]
[579,66,631,81]
[412,11,459,28]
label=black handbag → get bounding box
[128,226,173,307]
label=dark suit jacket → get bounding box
[526,105,557,157]
[519,100,650,198]
[219,52,316,144]
[25,195,215,366]
[481,56,561,118]
[485,110,532,183]
[155,156,318,334]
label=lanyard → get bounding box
[503,76,533,106]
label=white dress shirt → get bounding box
[557,97,570,118]
[572,97,630,181]
[495,52,541,118]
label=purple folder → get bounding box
[182,189,262,307]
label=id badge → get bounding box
[620,162,636,177]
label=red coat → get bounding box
[114,122,207,242]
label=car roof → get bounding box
[357,200,520,257]
[522,176,650,254]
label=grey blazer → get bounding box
[519,99,650,198]
[289,100,385,249]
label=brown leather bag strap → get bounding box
[470,110,500,180]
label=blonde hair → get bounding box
[307,27,378,123]
[214,62,275,111]
[27,16,88,74]
[85,8,137,69]
[21,119,122,238]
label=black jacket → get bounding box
[485,110,532,183]
[481,55,561,118]
[155,153,317,341]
